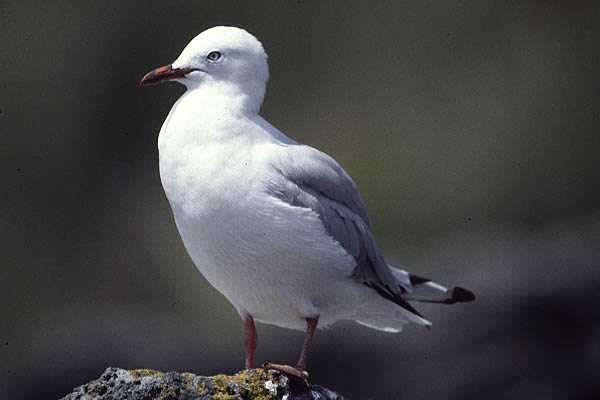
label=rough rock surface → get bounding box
[60,367,348,400]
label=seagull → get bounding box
[140,26,474,379]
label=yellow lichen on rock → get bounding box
[205,369,280,400]
[198,381,208,396]
[127,369,164,380]
[60,367,347,400]
[212,393,238,400]
[210,374,231,392]
[182,372,195,389]
[231,370,280,400]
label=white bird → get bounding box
[140,26,474,379]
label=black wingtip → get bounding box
[365,282,427,319]
[451,286,475,302]
[409,274,431,285]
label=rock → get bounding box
[60,367,348,400]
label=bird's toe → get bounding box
[263,362,309,380]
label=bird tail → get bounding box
[391,268,475,304]
[357,267,475,331]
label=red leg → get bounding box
[296,316,319,370]
[264,316,319,380]
[244,315,257,369]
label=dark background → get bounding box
[2,1,599,399]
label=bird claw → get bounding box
[263,362,309,380]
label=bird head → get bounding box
[140,26,269,113]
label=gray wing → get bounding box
[268,145,418,306]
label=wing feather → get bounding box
[267,145,420,313]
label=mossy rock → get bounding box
[60,367,347,400]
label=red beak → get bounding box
[139,64,197,87]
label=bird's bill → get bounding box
[139,64,196,87]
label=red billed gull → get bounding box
[140,26,474,379]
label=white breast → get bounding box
[157,106,356,330]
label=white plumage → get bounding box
[141,26,474,373]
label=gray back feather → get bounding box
[268,147,412,297]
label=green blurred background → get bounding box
[2,1,599,399]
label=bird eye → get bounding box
[207,51,222,61]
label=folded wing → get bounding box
[267,144,429,320]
